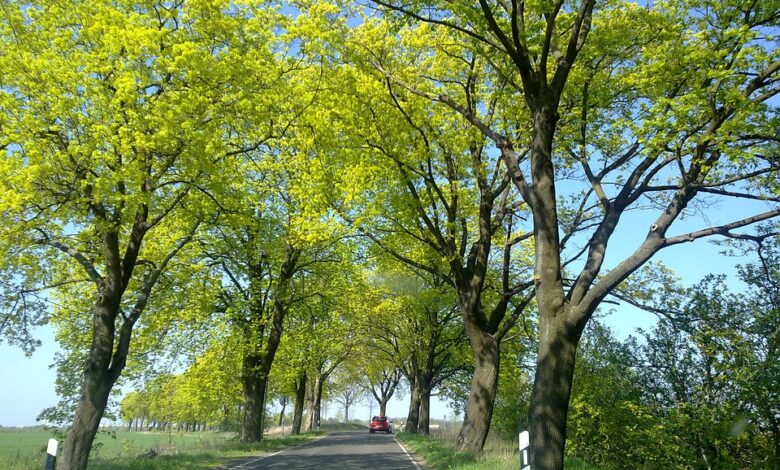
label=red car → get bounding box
[369,416,393,434]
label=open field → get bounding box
[0,426,339,470]
[0,427,236,470]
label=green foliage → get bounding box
[566,237,780,468]
[0,0,777,465]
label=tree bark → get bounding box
[404,378,421,432]
[57,368,113,470]
[456,329,500,452]
[528,321,579,470]
[305,375,324,432]
[239,245,299,442]
[278,397,287,427]
[417,381,432,435]
[240,362,269,442]
[291,371,306,435]
[57,290,123,470]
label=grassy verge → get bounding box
[0,426,348,470]
[90,433,317,470]
[396,432,600,470]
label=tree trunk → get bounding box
[291,372,306,435]
[57,368,114,470]
[278,397,287,426]
[379,399,388,417]
[57,292,125,470]
[239,246,299,442]
[528,323,579,470]
[404,379,421,433]
[456,330,500,452]
[240,355,269,442]
[305,376,323,432]
[417,381,432,435]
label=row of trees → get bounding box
[1,0,777,469]
[115,233,780,469]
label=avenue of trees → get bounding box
[0,0,777,469]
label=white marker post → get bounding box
[45,438,58,470]
[519,431,530,470]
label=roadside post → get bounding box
[44,438,58,470]
[519,431,530,470]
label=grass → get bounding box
[396,431,601,470]
[0,426,333,470]
[2,423,598,469]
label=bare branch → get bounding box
[35,235,101,285]
[663,208,780,246]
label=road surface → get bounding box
[220,431,424,470]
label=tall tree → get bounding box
[367,367,403,418]
[326,26,537,447]
[330,365,367,424]
[0,1,262,467]
[365,0,779,465]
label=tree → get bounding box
[0,1,256,467]
[119,391,149,432]
[629,233,780,468]
[327,24,537,447]
[735,230,780,464]
[367,367,403,419]
[364,0,779,465]
[566,321,651,467]
[330,366,367,424]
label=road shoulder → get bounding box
[394,436,431,470]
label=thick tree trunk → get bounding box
[379,399,388,417]
[404,380,421,432]
[305,376,323,432]
[239,246,298,442]
[240,356,270,442]
[291,372,306,435]
[528,323,579,470]
[57,368,115,470]
[417,382,431,435]
[57,292,125,470]
[456,330,500,452]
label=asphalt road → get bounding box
[221,431,424,470]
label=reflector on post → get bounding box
[519,430,530,470]
[44,438,58,470]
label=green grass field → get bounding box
[0,427,317,470]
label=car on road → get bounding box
[369,416,393,434]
